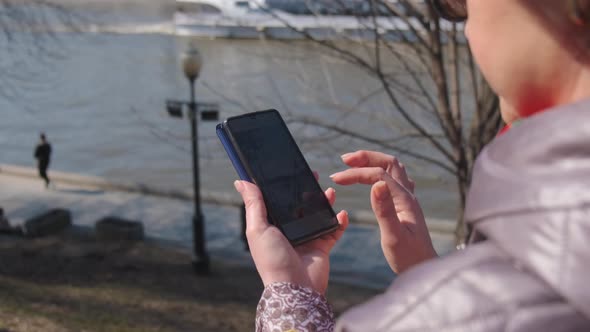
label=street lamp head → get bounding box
[183,47,202,81]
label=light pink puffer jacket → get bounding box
[334,99,590,331]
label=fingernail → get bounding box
[234,180,243,192]
[329,173,338,178]
[341,153,353,159]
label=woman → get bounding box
[234,0,590,330]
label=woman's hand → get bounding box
[234,180,349,295]
[330,150,437,274]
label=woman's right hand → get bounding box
[330,150,437,274]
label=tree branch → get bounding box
[292,116,456,174]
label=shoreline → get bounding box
[0,165,456,290]
[0,163,456,234]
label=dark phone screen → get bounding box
[226,111,337,240]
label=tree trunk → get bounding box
[454,171,469,245]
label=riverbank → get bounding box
[0,226,379,332]
[0,164,456,233]
[0,167,456,289]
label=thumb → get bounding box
[234,180,269,235]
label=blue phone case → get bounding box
[216,123,252,182]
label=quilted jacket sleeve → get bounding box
[255,282,335,332]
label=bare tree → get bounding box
[257,0,502,244]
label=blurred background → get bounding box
[1,0,468,225]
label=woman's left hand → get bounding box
[234,180,349,295]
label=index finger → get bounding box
[341,150,399,169]
[330,167,384,185]
[331,167,414,200]
[341,151,412,191]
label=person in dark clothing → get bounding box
[34,133,52,188]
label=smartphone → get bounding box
[217,109,339,245]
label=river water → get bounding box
[0,1,459,222]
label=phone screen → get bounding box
[225,110,338,243]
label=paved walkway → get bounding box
[0,171,455,289]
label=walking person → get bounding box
[34,133,52,188]
[233,0,590,331]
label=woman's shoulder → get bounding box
[336,242,576,332]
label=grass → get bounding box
[0,229,379,331]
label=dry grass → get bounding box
[0,229,378,332]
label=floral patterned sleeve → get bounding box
[255,282,335,332]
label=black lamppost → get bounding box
[166,46,219,274]
[182,47,209,274]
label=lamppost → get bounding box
[183,47,210,275]
[166,46,219,274]
[166,46,221,274]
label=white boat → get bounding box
[174,0,429,41]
